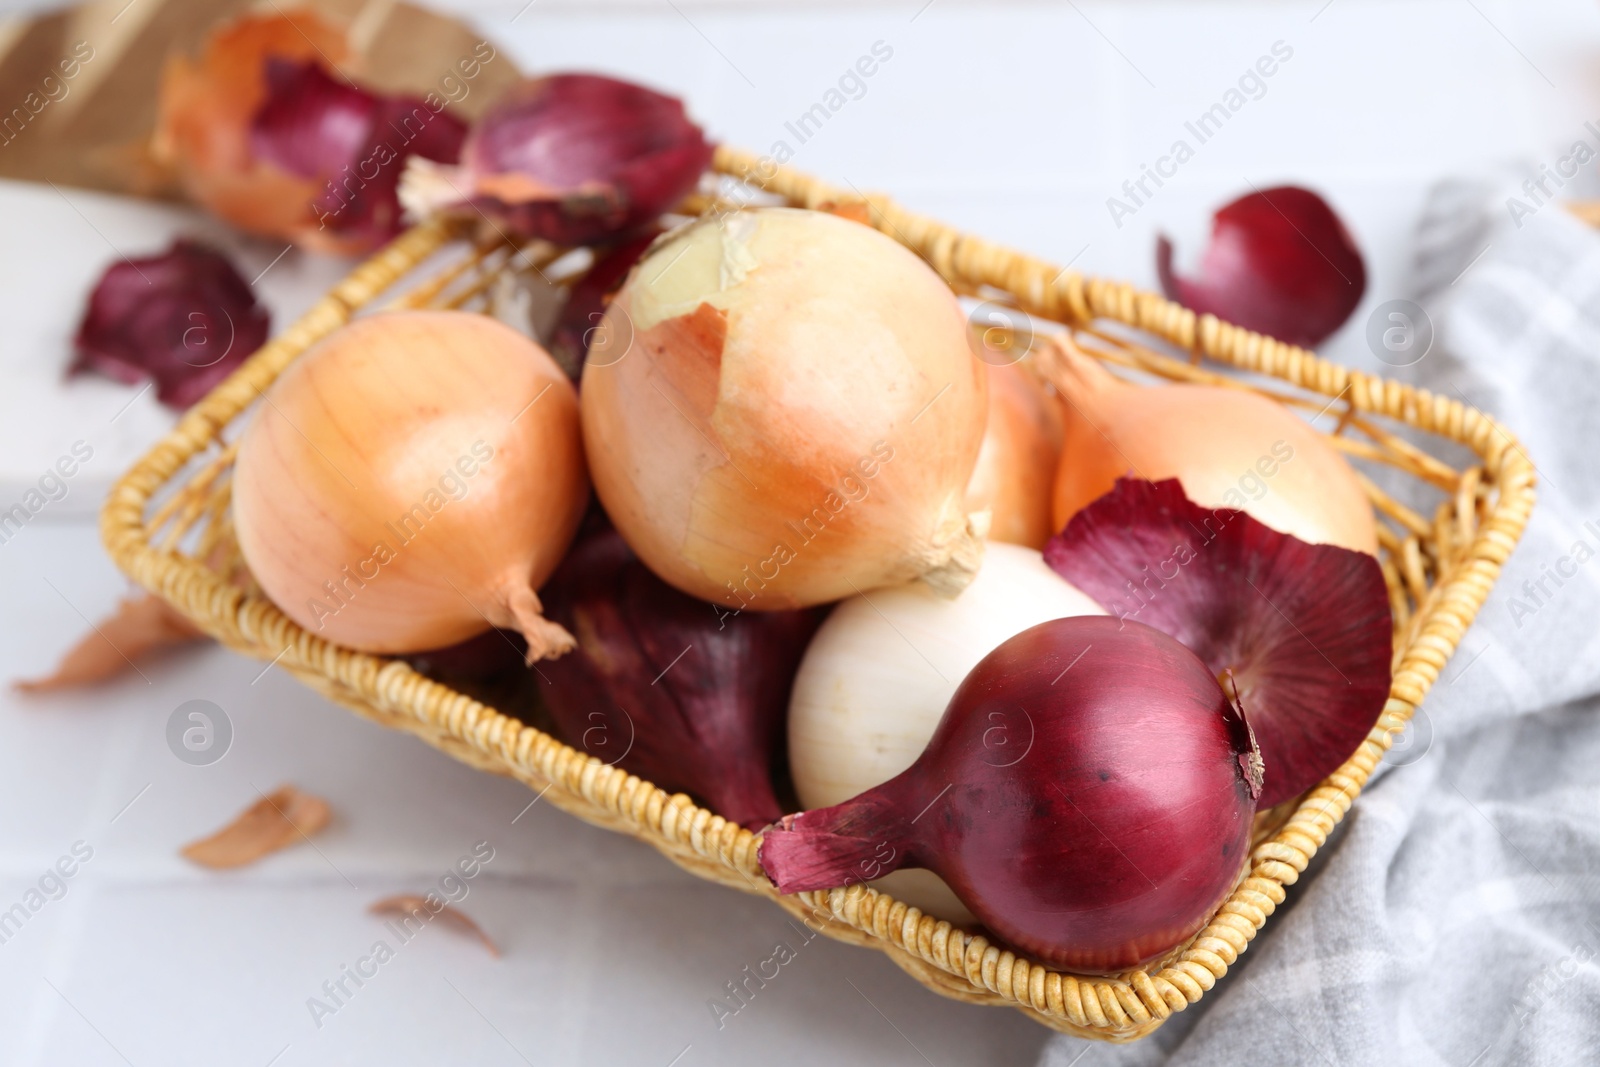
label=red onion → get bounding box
[250,60,467,250]
[1044,477,1392,808]
[760,616,1261,973]
[407,629,527,683]
[399,74,713,245]
[538,520,819,828]
[1157,185,1365,348]
[71,239,269,409]
[548,229,659,378]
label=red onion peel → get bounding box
[1044,477,1392,807]
[249,59,467,251]
[71,239,270,409]
[400,74,713,245]
[154,10,470,255]
[1157,185,1366,349]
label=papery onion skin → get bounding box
[581,207,989,610]
[400,74,713,245]
[250,60,467,250]
[1045,476,1392,808]
[788,543,1101,920]
[964,361,1064,549]
[250,59,378,185]
[71,239,270,409]
[539,520,820,829]
[233,310,587,660]
[761,616,1262,974]
[154,11,467,254]
[1157,185,1366,349]
[1045,338,1378,555]
[155,11,353,250]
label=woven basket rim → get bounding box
[99,147,1536,1041]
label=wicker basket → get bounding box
[101,146,1535,1041]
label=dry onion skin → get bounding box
[581,207,989,609]
[400,74,712,246]
[1046,338,1378,555]
[1158,185,1367,350]
[16,594,204,692]
[369,896,500,957]
[181,785,332,869]
[1046,477,1392,807]
[233,310,587,660]
[963,361,1064,549]
[153,10,467,254]
[154,10,354,251]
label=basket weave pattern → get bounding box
[101,147,1535,1041]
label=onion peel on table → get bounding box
[16,594,206,692]
[180,786,332,870]
[1157,184,1366,349]
[71,239,270,410]
[369,895,499,957]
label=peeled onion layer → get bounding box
[155,10,352,247]
[538,520,820,829]
[233,310,588,659]
[787,543,1102,920]
[1157,185,1367,349]
[581,207,989,610]
[1044,476,1392,808]
[400,73,713,245]
[71,239,270,409]
[155,10,467,255]
[761,616,1263,974]
[1045,338,1379,556]
[249,60,466,250]
[963,361,1064,549]
[251,59,380,182]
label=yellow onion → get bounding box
[581,208,988,609]
[1045,338,1377,554]
[233,310,587,659]
[964,361,1064,549]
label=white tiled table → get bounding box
[2,2,1596,1063]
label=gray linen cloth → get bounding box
[1038,186,1600,1067]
